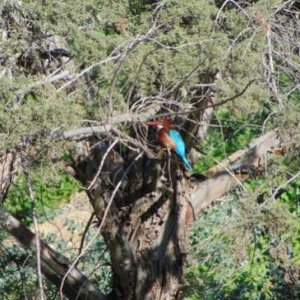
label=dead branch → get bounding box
[265,20,284,108]
[57,23,165,93]
[0,209,107,300]
[272,170,300,200]
[203,130,278,177]
[49,102,161,141]
[59,151,144,299]
[189,130,281,220]
[22,158,45,300]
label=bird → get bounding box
[147,119,193,171]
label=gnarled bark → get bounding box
[71,129,281,299]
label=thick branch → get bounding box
[0,210,107,300]
[47,103,160,141]
[190,130,281,219]
[50,125,113,140]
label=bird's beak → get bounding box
[147,121,160,126]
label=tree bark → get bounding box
[72,129,281,299]
[0,128,281,300]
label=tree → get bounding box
[0,0,299,299]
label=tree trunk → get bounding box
[0,129,281,300]
[73,141,193,299]
[104,173,189,300]
[72,129,280,299]
[0,128,280,300]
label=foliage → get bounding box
[0,0,272,150]
[194,106,269,173]
[0,245,37,299]
[4,173,79,225]
[186,178,300,300]
[0,245,59,299]
[0,0,299,298]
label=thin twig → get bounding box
[272,171,300,200]
[78,212,95,256]
[57,54,122,92]
[266,22,284,108]
[87,139,119,191]
[59,151,144,300]
[21,158,45,300]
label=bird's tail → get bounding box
[182,156,193,171]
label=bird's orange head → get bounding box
[147,119,174,129]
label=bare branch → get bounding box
[190,130,281,219]
[0,210,107,300]
[87,139,119,190]
[22,158,45,300]
[272,170,300,200]
[59,151,144,299]
[204,79,259,109]
[57,54,122,92]
[49,126,112,140]
[50,102,161,141]
[78,212,95,256]
[266,22,284,108]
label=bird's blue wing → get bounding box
[169,129,186,157]
[169,129,193,170]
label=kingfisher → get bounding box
[147,119,193,171]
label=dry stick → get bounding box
[49,78,258,143]
[163,62,203,97]
[202,79,259,109]
[266,23,284,108]
[262,111,277,134]
[87,139,119,191]
[215,0,250,25]
[59,151,144,300]
[57,54,121,92]
[215,0,231,24]
[22,159,45,300]
[273,0,295,14]
[78,212,95,256]
[272,170,300,200]
[76,247,109,299]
